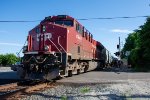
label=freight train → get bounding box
[17,15,112,80]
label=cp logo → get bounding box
[37,33,52,41]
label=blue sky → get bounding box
[0,0,149,56]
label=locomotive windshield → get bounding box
[55,20,73,26]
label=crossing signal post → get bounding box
[118,37,121,60]
[115,37,121,59]
[117,44,120,49]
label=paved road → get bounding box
[0,67,20,85]
[57,69,150,84]
[0,67,19,79]
[0,66,150,84]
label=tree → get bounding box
[122,17,150,71]
[122,31,139,59]
[0,54,20,66]
[137,17,150,69]
[0,54,3,65]
[6,54,19,65]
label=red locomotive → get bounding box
[17,15,112,80]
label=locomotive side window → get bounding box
[81,27,83,35]
[76,23,80,32]
[82,27,85,37]
[91,34,93,43]
[89,33,91,42]
[85,32,88,40]
[76,23,83,35]
[55,20,73,26]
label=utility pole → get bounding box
[119,37,121,60]
[115,37,122,59]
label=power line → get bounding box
[0,20,41,22]
[0,15,149,22]
[77,15,149,20]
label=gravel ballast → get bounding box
[24,80,150,100]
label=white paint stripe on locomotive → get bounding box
[24,51,72,56]
[67,53,72,55]
[24,52,38,54]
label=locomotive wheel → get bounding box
[84,66,88,73]
[77,69,80,75]
[68,70,72,77]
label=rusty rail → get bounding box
[0,83,18,90]
[0,81,56,100]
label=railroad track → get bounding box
[0,80,56,100]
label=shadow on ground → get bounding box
[31,92,150,100]
[0,71,21,85]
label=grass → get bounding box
[123,90,132,100]
[61,95,67,100]
[80,87,90,93]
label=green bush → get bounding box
[0,54,20,66]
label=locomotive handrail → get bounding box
[48,38,62,62]
[58,36,67,53]
[24,56,47,63]
[24,56,34,63]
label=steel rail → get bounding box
[0,81,56,99]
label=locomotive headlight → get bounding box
[44,45,49,51]
[43,26,46,32]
